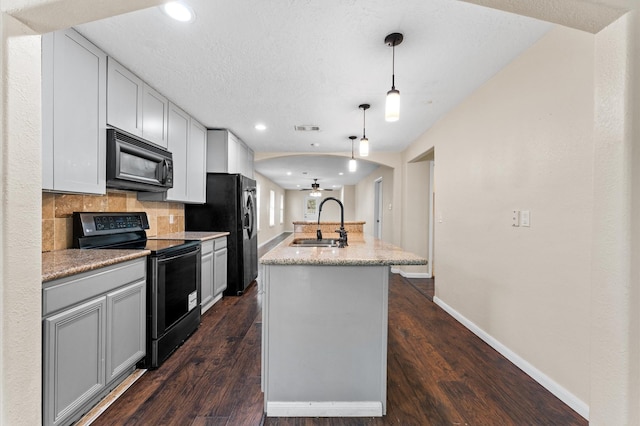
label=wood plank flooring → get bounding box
[89,272,586,426]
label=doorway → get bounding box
[374,177,383,239]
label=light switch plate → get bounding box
[521,210,530,227]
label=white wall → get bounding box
[254,172,287,246]
[399,159,430,276]
[354,165,393,242]
[2,1,638,424]
[284,189,343,228]
[403,25,594,415]
[0,2,167,424]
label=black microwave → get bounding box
[106,129,173,192]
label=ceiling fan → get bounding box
[300,178,333,197]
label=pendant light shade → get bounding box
[384,33,403,122]
[385,89,400,122]
[359,137,369,157]
[348,136,357,172]
[359,104,370,157]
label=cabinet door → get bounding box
[214,247,228,296]
[42,28,107,194]
[187,118,207,203]
[107,57,143,136]
[236,140,248,177]
[106,280,146,383]
[142,84,169,148]
[43,297,106,426]
[227,132,239,174]
[165,103,190,201]
[247,148,255,178]
[201,249,214,312]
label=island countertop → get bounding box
[260,233,426,266]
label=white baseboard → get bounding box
[433,296,589,420]
[266,401,383,417]
[391,267,432,279]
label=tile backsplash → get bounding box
[42,190,185,252]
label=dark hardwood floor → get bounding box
[90,272,586,426]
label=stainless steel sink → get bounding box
[290,238,340,247]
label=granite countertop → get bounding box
[42,249,150,283]
[260,233,427,266]
[155,231,229,241]
[292,221,366,224]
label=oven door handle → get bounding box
[156,247,200,263]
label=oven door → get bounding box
[150,245,201,339]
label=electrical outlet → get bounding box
[512,210,520,227]
[169,214,174,224]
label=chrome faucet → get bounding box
[317,196,348,247]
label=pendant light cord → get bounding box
[391,44,396,90]
[362,108,367,139]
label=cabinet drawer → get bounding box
[201,240,214,255]
[43,258,146,317]
[214,237,227,250]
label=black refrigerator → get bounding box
[185,173,258,296]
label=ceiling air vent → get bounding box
[294,125,320,132]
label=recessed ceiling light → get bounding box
[286,171,292,176]
[255,123,267,131]
[339,172,344,176]
[162,1,195,22]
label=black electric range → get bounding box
[72,212,202,368]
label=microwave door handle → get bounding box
[161,160,169,184]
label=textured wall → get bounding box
[590,12,640,425]
[0,13,42,426]
[405,26,594,415]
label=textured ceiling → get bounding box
[75,0,551,188]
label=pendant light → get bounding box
[384,33,403,122]
[348,136,358,172]
[359,104,370,157]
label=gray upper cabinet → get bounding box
[139,105,206,204]
[106,57,143,137]
[42,28,107,195]
[188,118,207,202]
[206,129,254,178]
[107,57,169,148]
[166,102,190,202]
[142,84,169,148]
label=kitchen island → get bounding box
[259,233,426,417]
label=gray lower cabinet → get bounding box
[43,258,146,426]
[201,237,227,314]
[213,237,228,297]
[201,240,215,312]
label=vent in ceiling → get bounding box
[294,125,320,132]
